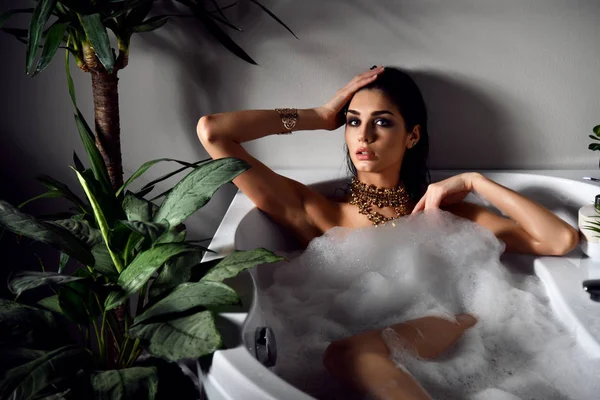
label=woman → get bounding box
[197,66,579,399]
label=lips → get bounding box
[356,147,375,156]
[356,147,376,160]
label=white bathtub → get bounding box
[198,169,600,400]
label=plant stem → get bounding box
[117,335,131,367]
[106,310,124,350]
[91,317,102,360]
[126,338,142,367]
[100,309,107,365]
[90,69,123,191]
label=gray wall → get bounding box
[1,0,599,244]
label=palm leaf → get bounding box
[79,13,115,72]
[32,22,67,76]
[26,0,59,75]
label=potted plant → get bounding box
[0,1,294,398]
[0,148,284,398]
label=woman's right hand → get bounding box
[316,66,385,131]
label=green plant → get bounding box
[1,2,293,396]
[0,135,284,398]
[0,2,294,397]
[0,0,296,189]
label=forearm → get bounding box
[197,108,327,144]
[470,172,578,250]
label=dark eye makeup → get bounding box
[346,118,393,127]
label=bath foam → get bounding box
[257,210,600,399]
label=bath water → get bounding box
[257,210,600,399]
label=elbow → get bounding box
[196,115,216,144]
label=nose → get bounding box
[357,124,374,143]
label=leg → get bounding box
[322,314,477,399]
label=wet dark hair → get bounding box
[343,66,430,202]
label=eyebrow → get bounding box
[347,109,395,117]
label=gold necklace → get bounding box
[349,177,412,226]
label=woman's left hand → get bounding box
[411,173,480,214]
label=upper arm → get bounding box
[197,118,330,234]
[442,201,567,255]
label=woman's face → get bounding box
[345,89,417,176]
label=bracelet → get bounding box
[275,108,298,134]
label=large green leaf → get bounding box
[90,366,158,400]
[73,111,113,196]
[73,151,85,172]
[593,125,600,136]
[134,281,239,325]
[128,310,222,361]
[201,248,284,283]
[91,242,119,279]
[119,220,168,243]
[26,0,58,75]
[37,295,63,314]
[8,271,85,296]
[58,252,69,273]
[0,300,60,349]
[0,200,94,266]
[74,169,124,273]
[32,22,67,76]
[149,251,203,299]
[154,158,249,226]
[0,345,92,400]
[79,13,114,72]
[123,191,158,222]
[21,174,89,213]
[117,158,203,197]
[65,46,77,107]
[105,244,195,310]
[0,347,47,378]
[58,271,103,324]
[153,225,187,245]
[17,189,64,209]
[49,218,102,247]
[136,159,209,197]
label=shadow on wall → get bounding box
[410,70,515,170]
[138,2,518,173]
[132,3,296,240]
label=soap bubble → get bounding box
[257,210,600,399]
